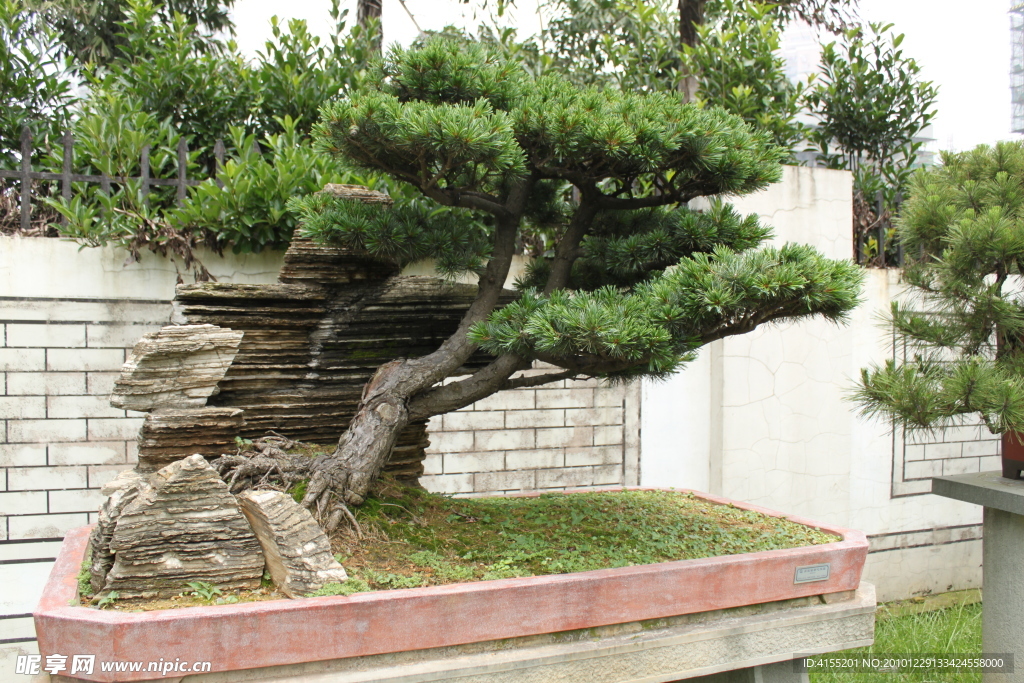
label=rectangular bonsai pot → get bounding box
[35,488,868,682]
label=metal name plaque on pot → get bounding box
[794,563,831,584]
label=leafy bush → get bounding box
[83,0,253,156]
[21,0,373,260]
[29,0,234,67]
[805,22,938,207]
[173,119,363,253]
[0,0,75,168]
[684,2,807,158]
[249,4,377,138]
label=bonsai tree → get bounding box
[855,142,1024,466]
[263,39,862,526]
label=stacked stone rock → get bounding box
[118,184,503,483]
[89,455,264,599]
[89,455,348,600]
[238,490,348,598]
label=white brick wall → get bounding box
[422,373,639,496]
[894,410,1002,496]
[0,300,169,541]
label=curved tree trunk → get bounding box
[303,360,413,509]
[299,205,531,521]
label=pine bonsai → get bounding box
[855,142,1024,461]
[236,39,862,526]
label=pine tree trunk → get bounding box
[298,190,530,522]
[302,360,413,509]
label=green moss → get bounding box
[307,579,372,597]
[335,477,839,591]
[77,545,93,599]
[288,479,308,504]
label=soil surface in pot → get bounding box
[81,476,838,611]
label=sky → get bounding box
[229,0,1019,155]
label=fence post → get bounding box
[60,131,73,226]
[177,138,188,206]
[20,127,31,231]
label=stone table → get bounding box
[933,471,1024,683]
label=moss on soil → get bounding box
[322,476,838,594]
[83,476,838,609]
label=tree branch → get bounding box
[396,174,537,392]
[407,353,530,420]
[504,370,578,390]
[597,190,698,210]
[543,193,599,294]
[417,184,509,217]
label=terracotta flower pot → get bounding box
[1001,432,1024,479]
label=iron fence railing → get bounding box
[0,126,244,231]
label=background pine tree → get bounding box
[856,142,1024,434]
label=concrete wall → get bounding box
[640,166,985,602]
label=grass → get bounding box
[810,592,983,683]
[325,476,838,593]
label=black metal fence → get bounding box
[0,125,243,231]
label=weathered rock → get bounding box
[118,186,514,486]
[111,324,244,411]
[89,471,145,594]
[277,237,399,286]
[97,455,264,599]
[237,490,348,598]
[136,407,246,471]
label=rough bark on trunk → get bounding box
[298,191,534,516]
[303,360,412,509]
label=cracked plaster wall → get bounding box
[640,165,984,601]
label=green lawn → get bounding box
[811,594,982,683]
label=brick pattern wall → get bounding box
[890,337,1002,496]
[893,420,1001,496]
[423,374,639,495]
[0,305,640,540]
[0,298,169,541]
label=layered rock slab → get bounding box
[111,324,244,411]
[237,490,348,598]
[88,470,146,594]
[136,407,246,471]
[96,455,264,599]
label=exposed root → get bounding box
[210,435,314,494]
[333,502,362,538]
[211,434,369,534]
